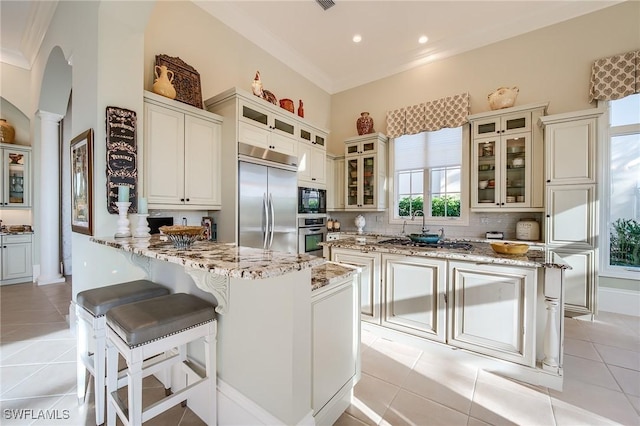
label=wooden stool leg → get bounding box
[127,354,144,426]
[76,311,88,402]
[106,340,118,426]
[205,322,217,425]
[94,319,106,425]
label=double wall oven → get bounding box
[298,187,327,257]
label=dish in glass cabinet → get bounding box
[479,199,494,203]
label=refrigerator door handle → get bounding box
[262,193,269,249]
[268,193,275,248]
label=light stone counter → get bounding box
[311,261,359,291]
[321,236,570,270]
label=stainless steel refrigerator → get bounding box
[238,154,298,253]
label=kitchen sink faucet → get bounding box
[411,210,428,233]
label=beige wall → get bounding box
[328,1,640,154]
[144,1,331,131]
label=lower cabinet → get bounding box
[551,248,597,316]
[381,254,447,342]
[330,249,380,323]
[448,261,536,367]
[311,271,360,423]
[1,234,33,285]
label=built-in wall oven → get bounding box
[298,216,327,257]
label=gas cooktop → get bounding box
[378,238,473,251]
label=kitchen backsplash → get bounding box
[327,210,544,241]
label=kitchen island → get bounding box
[89,235,359,426]
[322,235,570,390]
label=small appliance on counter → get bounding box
[516,218,540,241]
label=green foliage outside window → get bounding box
[610,218,640,267]
[398,196,460,217]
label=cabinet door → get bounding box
[331,249,381,323]
[334,158,345,210]
[503,132,531,207]
[239,121,270,150]
[546,184,596,249]
[145,103,185,205]
[361,154,376,208]
[298,143,313,183]
[448,261,536,366]
[312,278,358,413]
[472,111,531,139]
[184,114,222,208]
[382,255,447,342]
[545,118,596,184]
[1,241,32,282]
[345,157,361,208]
[472,137,500,208]
[552,248,597,316]
[2,148,30,207]
[310,145,326,185]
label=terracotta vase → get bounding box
[298,100,304,118]
[0,119,15,143]
[152,65,177,99]
[356,112,374,135]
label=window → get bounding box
[601,93,640,279]
[390,126,468,225]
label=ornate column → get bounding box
[37,110,65,285]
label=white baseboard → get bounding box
[599,287,640,317]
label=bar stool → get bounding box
[76,280,170,425]
[105,293,217,426]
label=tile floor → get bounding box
[1,279,639,425]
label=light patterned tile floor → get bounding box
[1,279,639,425]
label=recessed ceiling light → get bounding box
[418,35,428,44]
[353,34,362,43]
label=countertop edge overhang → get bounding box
[91,235,325,279]
[322,237,571,270]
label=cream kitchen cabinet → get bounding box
[540,109,603,318]
[238,99,298,158]
[330,248,381,323]
[298,125,327,186]
[448,261,537,367]
[381,254,447,342]
[326,155,345,211]
[469,103,547,212]
[1,144,31,208]
[1,233,33,285]
[144,91,223,210]
[344,133,387,211]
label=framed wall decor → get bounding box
[106,106,137,213]
[70,129,94,235]
[155,54,203,109]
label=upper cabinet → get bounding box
[469,103,548,212]
[144,91,223,210]
[344,133,387,211]
[326,155,345,211]
[0,144,31,208]
[238,100,298,158]
[297,124,327,187]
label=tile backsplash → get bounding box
[327,210,544,241]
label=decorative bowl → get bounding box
[488,86,519,110]
[479,180,489,189]
[490,241,529,255]
[159,225,205,249]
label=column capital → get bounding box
[37,110,64,123]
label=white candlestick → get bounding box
[115,201,132,238]
[133,214,150,238]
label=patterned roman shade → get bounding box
[589,50,640,102]
[386,92,469,138]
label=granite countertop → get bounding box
[322,236,571,269]
[311,261,359,291]
[91,235,325,280]
[0,231,34,236]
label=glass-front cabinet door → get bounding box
[346,157,360,208]
[346,154,377,209]
[2,147,30,207]
[503,133,530,207]
[475,138,498,207]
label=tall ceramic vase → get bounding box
[356,112,374,135]
[0,119,15,143]
[152,65,177,99]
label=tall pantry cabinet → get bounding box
[540,108,603,318]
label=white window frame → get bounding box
[388,125,469,226]
[599,96,640,279]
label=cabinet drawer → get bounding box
[2,234,32,244]
[239,122,270,149]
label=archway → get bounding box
[37,45,71,284]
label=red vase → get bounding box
[298,100,304,118]
[356,112,374,135]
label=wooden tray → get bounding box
[155,54,203,109]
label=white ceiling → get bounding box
[1,0,623,93]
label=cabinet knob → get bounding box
[311,178,316,181]
[546,214,550,218]
[186,198,190,202]
[180,198,185,202]
[546,179,551,183]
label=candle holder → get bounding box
[133,214,150,238]
[114,202,132,238]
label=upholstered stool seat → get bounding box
[105,293,217,426]
[76,280,170,425]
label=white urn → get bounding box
[355,214,366,234]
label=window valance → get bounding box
[386,92,469,138]
[589,50,640,102]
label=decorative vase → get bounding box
[298,100,304,118]
[487,86,519,110]
[355,214,366,234]
[356,112,374,135]
[0,119,15,143]
[279,98,294,113]
[152,65,177,99]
